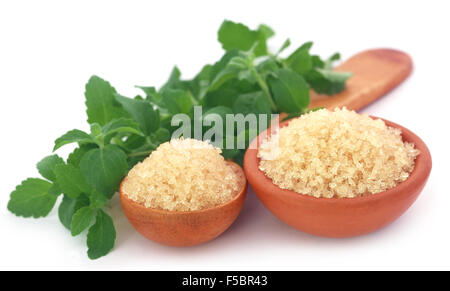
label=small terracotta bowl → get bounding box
[244,117,432,238]
[119,161,247,246]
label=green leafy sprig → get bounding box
[7,20,351,259]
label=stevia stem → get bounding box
[250,66,278,112]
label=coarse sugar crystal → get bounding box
[122,138,240,211]
[258,108,419,198]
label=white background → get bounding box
[1,0,449,271]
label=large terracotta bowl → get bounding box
[244,117,432,238]
[120,161,247,246]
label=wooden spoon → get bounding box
[308,48,413,111]
[119,161,247,246]
[244,116,431,238]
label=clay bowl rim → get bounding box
[244,115,432,206]
[119,160,248,215]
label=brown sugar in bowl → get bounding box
[243,117,432,238]
[119,161,247,246]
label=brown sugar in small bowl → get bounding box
[119,161,247,246]
[244,117,432,238]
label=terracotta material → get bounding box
[308,48,413,111]
[244,117,432,238]
[119,161,247,246]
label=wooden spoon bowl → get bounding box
[119,161,247,246]
[244,117,432,238]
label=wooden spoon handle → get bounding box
[308,48,413,111]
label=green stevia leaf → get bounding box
[122,134,146,151]
[136,86,165,106]
[89,190,108,209]
[233,149,245,167]
[306,68,353,95]
[7,178,59,218]
[203,106,233,124]
[115,94,159,135]
[54,164,91,199]
[80,145,128,198]
[209,50,240,83]
[222,147,241,160]
[150,128,171,144]
[299,41,313,51]
[58,194,90,230]
[281,107,322,121]
[288,49,312,75]
[161,89,193,115]
[257,24,275,39]
[286,43,313,75]
[285,42,313,61]
[53,129,96,151]
[127,156,146,170]
[85,75,128,126]
[256,58,281,77]
[159,66,181,93]
[67,145,97,167]
[102,118,143,137]
[282,111,304,121]
[310,55,326,69]
[194,64,212,82]
[329,52,341,61]
[218,20,269,56]
[135,86,164,106]
[204,78,258,108]
[186,64,212,99]
[233,91,272,116]
[128,139,157,155]
[317,68,352,83]
[204,87,238,108]
[208,52,254,92]
[307,107,324,113]
[87,209,116,260]
[276,38,291,55]
[70,206,96,236]
[228,55,250,69]
[90,123,102,138]
[237,69,256,84]
[135,85,157,97]
[268,69,310,113]
[218,21,256,51]
[36,155,65,182]
[324,52,341,69]
[208,64,241,92]
[48,183,63,196]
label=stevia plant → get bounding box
[7,20,351,259]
